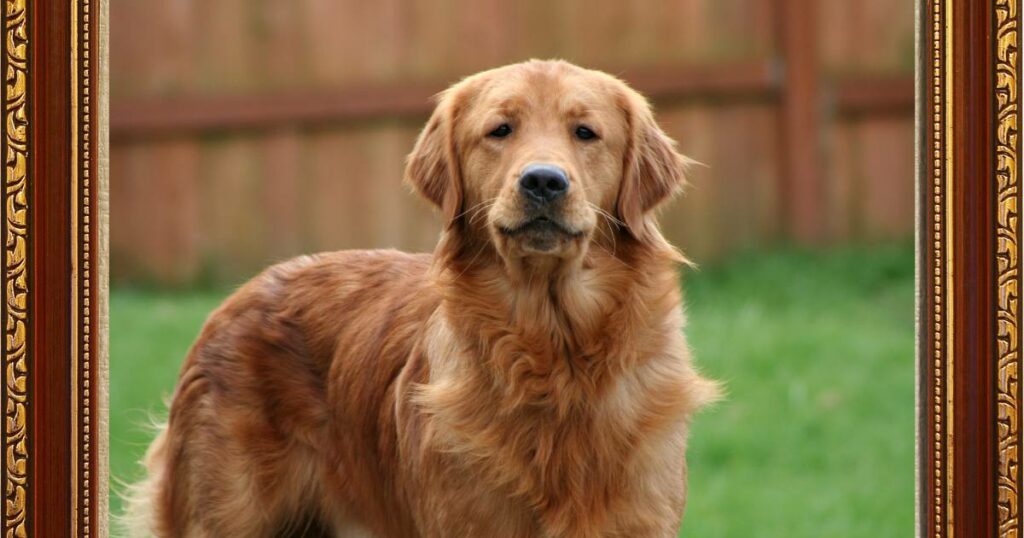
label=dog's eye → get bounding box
[488,124,513,138]
[575,125,598,141]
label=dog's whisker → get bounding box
[467,200,497,226]
[585,202,626,255]
[452,240,490,281]
[588,202,625,228]
[454,198,498,221]
[594,217,615,252]
[590,207,619,256]
[591,241,640,274]
[454,199,491,220]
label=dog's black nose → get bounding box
[519,164,569,203]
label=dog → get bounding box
[122,59,720,538]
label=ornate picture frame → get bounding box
[919,0,1023,537]
[1,0,109,536]
[0,0,1018,536]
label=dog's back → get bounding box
[121,250,437,537]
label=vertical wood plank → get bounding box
[305,129,372,252]
[111,141,201,285]
[199,137,265,282]
[823,121,858,241]
[777,0,824,243]
[193,0,257,93]
[110,0,197,98]
[260,131,305,262]
[660,105,719,261]
[858,118,915,239]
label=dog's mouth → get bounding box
[497,215,585,254]
[498,216,583,239]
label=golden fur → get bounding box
[122,60,720,538]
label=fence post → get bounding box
[777,0,824,243]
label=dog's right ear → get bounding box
[405,91,463,229]
[616,88,690,246]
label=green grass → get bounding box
[110,243,914,536]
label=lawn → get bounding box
[109,243,915,536]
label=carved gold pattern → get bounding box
[2,0,27,536]
[995,0,1021,536]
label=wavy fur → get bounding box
[120,60,719,538]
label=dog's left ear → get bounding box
[617,90,690,244]
[405,90,463,229]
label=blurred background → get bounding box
[109,1,915,536]
[110,0,913,285]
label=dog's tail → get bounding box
[115,421,169,538]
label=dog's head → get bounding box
[406,60,689,268]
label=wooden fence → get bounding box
[111,0,915,286]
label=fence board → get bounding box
[110,141,202,285]
[109,0,915,285]
[111,0,198,100]
[260,131,306,262]
[857,118,915,239]
[823,121,857,241]
[198,137,267,282]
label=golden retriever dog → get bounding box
[123,59,719,538]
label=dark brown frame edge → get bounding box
[918,0,1022,537]
[1,0,105,536]
[33,1,73,535]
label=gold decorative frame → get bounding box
[0,0,108,536]
[0,0,1015,536]
[919,0,1023,537]
[995,0,1021,535]
[3,0,29,536]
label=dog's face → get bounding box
[406,60,689,264]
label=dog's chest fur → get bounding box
[393,262,713,536]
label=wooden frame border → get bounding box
[0,0,1018,536]
[0,0,107,536]
[919,0,1023,537]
